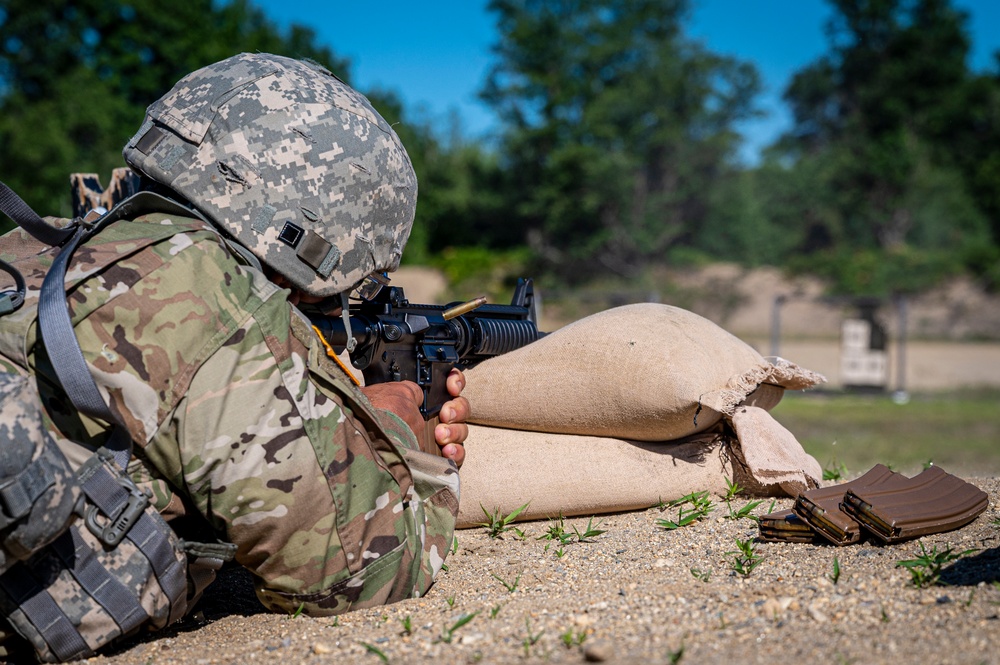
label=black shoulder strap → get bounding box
[38,224,134,468]
[0,181,132,468]
[0,182,73,246]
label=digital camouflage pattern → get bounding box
[0,454,189,662]
[123,52,417,298]
[0,373,80,570]
[0,204,458,623]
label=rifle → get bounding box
[310,278,543,419]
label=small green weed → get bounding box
[360,641,389,663]
[522,618,544,657]
[489,604,503,619]
[656,491,715,530]
[923,459,935,470]
[723,477,743,501]
[478,502,530,539]
[560,626,587,648]
[572,517,606,542]
[896,542,975,588]
[828,556,841,584]
[823,459,848,482]
[726,537,764,577]
[667,642,685,664]
[722,476,763,521]
[445,595,456,608]
[725,499,764,522]
[399,615,412,636]
[491,571,522,593]
[290,602,305,619]
[690,567,711,583]
[435,612,478,644]
[539,513,573,546]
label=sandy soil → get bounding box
[90,478,1000,665]
[40,266,999,664]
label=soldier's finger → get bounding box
[436,422,468,445]
[445,368,466,397]
[439,396,470,424]
[439,442,466,468]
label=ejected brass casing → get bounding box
[442,297,488,320]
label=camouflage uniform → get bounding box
[0,206,460,616]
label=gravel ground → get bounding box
[89,477,1000,665]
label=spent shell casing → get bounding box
[442,297,488,320]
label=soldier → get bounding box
[0,50,468,636]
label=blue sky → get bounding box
[257,1,1000,163]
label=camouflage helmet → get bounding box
[123,53,416,297]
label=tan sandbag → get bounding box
[727,405,823,497]
[456,425,733,528]
[456,413,824,528]
[464,303,825,441]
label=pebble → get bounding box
[807,603,829,623]
[583,639,614,662]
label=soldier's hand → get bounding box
[435,368,470,467]
[361,371,469,468]
[361,380,425,443]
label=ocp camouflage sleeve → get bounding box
[4,212,459,616]
[149,285,460,614]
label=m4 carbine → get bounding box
[311,278,543,418]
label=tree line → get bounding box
[1,0,997,296]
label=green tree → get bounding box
[0,0,345,220]
[480,0,759,281]
[772,0,996,293]
[944,59,1000,255]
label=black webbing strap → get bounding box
[38,224,132,469]
[0,182,73,247]
[0,561,92,662]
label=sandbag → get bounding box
[464,303,824,441]
[456,425,733,528]
[455,409,824,528]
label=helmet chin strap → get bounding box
[340,292,356,352]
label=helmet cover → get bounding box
[123,53,416,297]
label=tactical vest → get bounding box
[0,185,234,662]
